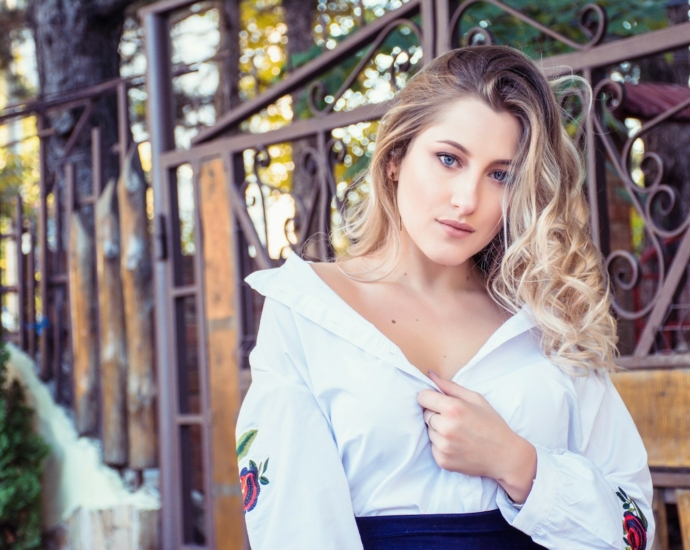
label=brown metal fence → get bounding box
[2,0,690,548]
[141,1,690,548]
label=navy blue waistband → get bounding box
[355,510,545,550]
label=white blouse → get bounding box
[235,252,654,550]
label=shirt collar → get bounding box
[244,252,537,387]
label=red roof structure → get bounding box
[612,82,690,122]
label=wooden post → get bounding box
[95,178,128,466]
[68,211,99,435]
[677,489,690,550]
[650,488,669,550]
[198,158,244,548]
[118,145,157,469]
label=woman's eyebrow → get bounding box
[436,139,513,165]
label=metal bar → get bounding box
[49,273,69,285]
[171,285,197,298]
[635,227,690,357]
[117,82,130,169]
[38,113,51,381]
[177,414,205,425]
[0,63,199,126]
[28,221,36,358]
[163,100,392,170]
[540,21,690,77]
[583,68,607,254]
[62,102,94,159]
[143,8,179,549]
[138,0,197,17]
[91,127,102,200]
[15,196,26,351]
[65,163,76,223]
[191,0,421,144]
[434,0,450,57]
[53,288,63,403]
[420,0,436,63]
[1,285,18,293]
[190,158,216,549]
[616,353,690,369]
[224,152,273,271]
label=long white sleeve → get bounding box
[235,297,364,550]
[496,370,654,550]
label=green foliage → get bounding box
[0,343,50,550]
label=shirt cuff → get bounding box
[496,444,559,536]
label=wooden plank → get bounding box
[118,146,157,469]
[198,158,244,549]
[651,488,669,550]
[95,178,128,466]
[677,489,690,550]
[68,212,99,435]
[612,370,690,468]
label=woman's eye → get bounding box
[491,170,511,183]
[437,154,457,167]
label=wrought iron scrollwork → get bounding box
[449,0,607,50]
[307,18,423,117]
[593,78,690,322]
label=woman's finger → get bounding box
[417,389,455,412]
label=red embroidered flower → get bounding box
[240,463,260,513]
[623,511,647,550]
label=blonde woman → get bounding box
[235,45,653,550]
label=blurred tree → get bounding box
[25,0,138,235]
[217,0,242,114]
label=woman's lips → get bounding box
[437,220,474,239]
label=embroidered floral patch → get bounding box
[237,429,270,513]
[617,487,647,550]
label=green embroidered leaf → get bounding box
[263,458,269,473]
[236,430,258,460]
[259,476,269,485]
[616,491,626,503]
[637,503,648,530]
[249,459,257,470]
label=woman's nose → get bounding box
[449,173,480,215]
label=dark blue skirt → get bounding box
[355,510,546,549]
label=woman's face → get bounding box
[394,97,521,267]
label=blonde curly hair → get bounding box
[335,45,618,374]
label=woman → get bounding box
[235,45,653,549]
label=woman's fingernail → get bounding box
[428,370,438,377]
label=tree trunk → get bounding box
[216,0,242,116]
[26,0,135,230]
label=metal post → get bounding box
[142,7,178,549]
[117,82,130,170]
[38,113,51,380]
[15,196,26,351]
[92,127,103,199]
[28,220,36,358]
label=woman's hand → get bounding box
[417,370,537,504]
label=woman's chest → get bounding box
[303,335,573,461]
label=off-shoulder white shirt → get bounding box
[235,251,654,550]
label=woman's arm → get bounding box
[235,298,364,550]
[419,370,654,550]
